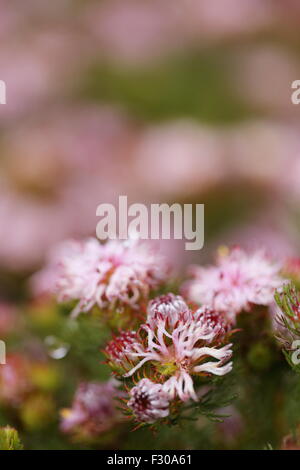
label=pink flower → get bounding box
[60,380,120,437]
[183,247,284,322]
[147,293,190,329]
[128,378,170,423]
[133,121,224,199]
[179,0,273,43]
[231,46,300,116]
[0,106,134,271]
[0,28,84,122]
[33,237,169,316]
[105,330,139,372]
[84,0,180,66]
[122,295,232,402]
[147,294,229,338]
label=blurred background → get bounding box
[1,0,300,450]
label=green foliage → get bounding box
[179,375,237,423]
[0,426,23,450]
[275,283,300,328]
[79,51,254,124]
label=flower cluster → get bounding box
[32,237,169,317]
[60,380,122,439]
[105,294,232,423]
[182,247,284,323]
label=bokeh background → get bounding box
[1,0,300,450]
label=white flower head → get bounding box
[183,247,284,322]
[33,237,169,316]
[147,293,190,329]
[124,294,232,402]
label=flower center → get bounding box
[156,361,178,376]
